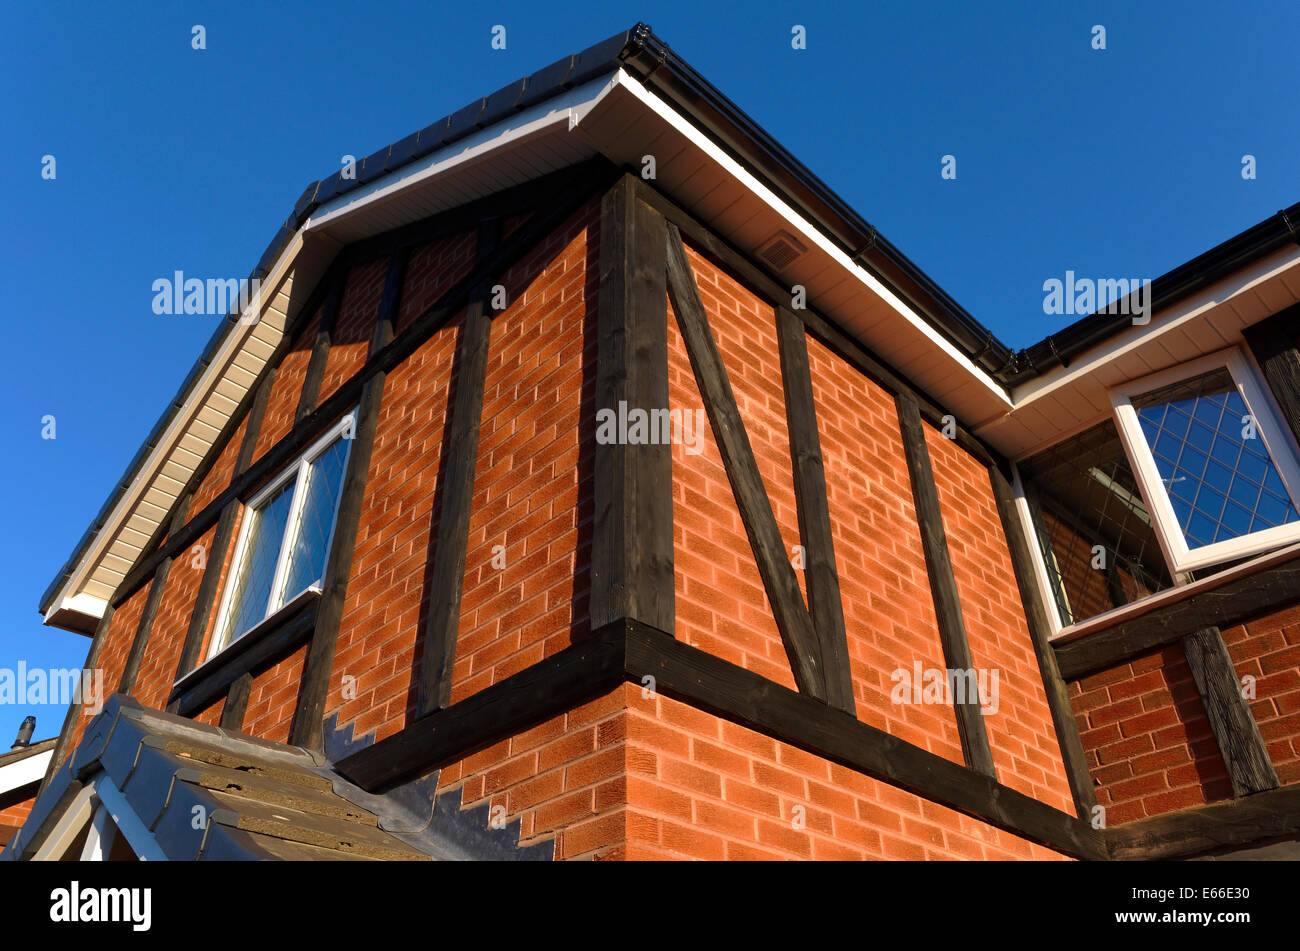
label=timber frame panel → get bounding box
[330,171,1108,856]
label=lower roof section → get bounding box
[2,694,550,861]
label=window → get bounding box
[1019,347,1300,628]
[1112,350,1300,573]
[1018,419,1173,626]
[207,412,355,657]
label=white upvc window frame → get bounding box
[207,410,357,660]
[1109,347,1300,576]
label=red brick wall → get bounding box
[450,200,597,701]
[61,582,153,759]
[1,796,38,839]
[318,258,387,406]
[925,427,1075,814]
[131,525,216,710]
[325,316,460,742]
[428,684,1068,860]
[396,232,476,334]
[249,310,318,464]
[805,334,962,763]
[1223,603,1300,784]
[438,686,628,860]
[622,689,1067,860]
[321,205,597,744]
[667,242,803,691]
[1069,647,1230,824]
[190,415,248,516]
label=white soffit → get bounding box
[43,78,617,633]
[976,244,1300,460]
[572,70,1013,424]
[0,749,53,796]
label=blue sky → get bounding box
[2,0,1297,741]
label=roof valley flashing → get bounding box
[39,22,1300,631]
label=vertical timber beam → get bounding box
[167,365,278,706]
[665,222,827,701]
[220,673,254,732]
[989,465,1098,819]
[415,218,502,718]
[295,271,344,423]
[895,393,997,778]
[591,175,675,634]
[775,305,855,714]
[1183,625,1279,797]
[117,494,190,694]
[1243,305,1300,443]
[290,371,387,749]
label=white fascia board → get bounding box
[1008,244,1300,410]
[42,593,108,629]
[43,79,620,626]
[305,74,619,233]
[46,228,309,624]
[601,70,1013,410]
[0,749,53,796]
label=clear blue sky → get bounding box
[2,0,1297,742]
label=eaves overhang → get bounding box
[41,23,1019,632]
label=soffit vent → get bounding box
[757,230,807,271]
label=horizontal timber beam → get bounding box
[336,619,1105,860]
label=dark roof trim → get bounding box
[615,26,1018,384]
[1006,202,1300,385]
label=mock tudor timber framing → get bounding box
[56,161,1123,858]
[416,217,503,718]
[666,221,829,702]
[79,165,616,757]
[776,305,856,715]
[590,176,675,637]
[1181,625,1279,797]
[896,392,998,778]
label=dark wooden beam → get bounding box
[895,392,997,778]
[170,593,319,718]
[1054,546,1300,680]
[40,602,115,792]
[339,159,611,267]
[1106,783,1300,860]
[219,673,253,731]
[295,272,344,423]
[988,466,1098,819]
[168,366,279,698]
[633,178,1000,470]
[415,217,501,718]
[117,559,173,694]
[624,622,1103,860]
[112,173,611,610]
[776,305,855,714]
[290,372,387,750]
[1242,303,1300,443]
[1182,625,1279,797]
[118,492,191,693]
[590,175,674,634]
[665,222,826,701]
[336,619,1104,860]
[368,247,410,356]
[344,620,628,790]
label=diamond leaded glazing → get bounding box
[1133,368,1299,549]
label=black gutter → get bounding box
[1005,203,1300,386]
[616,26,1017,382]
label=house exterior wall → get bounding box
[43,177,1086,860]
